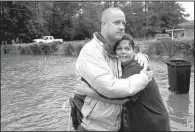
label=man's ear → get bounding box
[101,21,106,26]
[101,21,106,30]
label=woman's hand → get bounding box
[134,53,149,70]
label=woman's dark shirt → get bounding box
[119,59,171,131]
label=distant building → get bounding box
[178,20,194,38]
[165,29,184,40]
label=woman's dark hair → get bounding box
[113,33,135,51]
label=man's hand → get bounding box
[140,69,153,82]
[76,79,92,95]
[134,53,149,70]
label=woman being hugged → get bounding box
[76,33,171,131]
[114,34,171,131]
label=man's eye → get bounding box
[114,21,120,25]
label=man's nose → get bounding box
[119,22,125,30]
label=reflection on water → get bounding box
[150,59,194,131]
[1,54,194,131]
[167,93,193,130]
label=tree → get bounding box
[77,2,104,38]
[146,1,189,36]
[122,2,145,37]
[1,1,190,43]
[1,1,43,43]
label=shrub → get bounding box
[3,45,9,54]
[158,38,177,57]
[2,45,16,54]
[73,41,86,55]
[134,41,140,53]
[50,42,59,54]
[141,40,156,56]
[174,37,194,56]
[141,38,177,57]
[154,40,163,56]
[39,43,51,54]
[29,44,41,54]
[18,45,27,54]
[63,42,74,55]
[15,42,59,55]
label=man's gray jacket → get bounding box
[74,32,150,131]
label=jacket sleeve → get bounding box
[76,77,130,104]
[76,47,150,98]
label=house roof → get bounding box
[178,20,194,27]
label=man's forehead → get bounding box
[108,12,125,22]
[109,14,126,22]
[101,8,125,21]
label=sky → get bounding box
[178,2,194,21]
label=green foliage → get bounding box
[72,40,88,54]
[175,37,194,56]
[1,45,11,54]
[142,37,194,57]
[28,44,40,54]
[155,38,177,57]
[1,42,59,55]
[50,42,59,54]
[1,2,42,43]
[63,42,74,55]
[146,2,188,35]
[77,2,103,38]
[1,1,190,43]
[122,2,145,37]
[143,40,156,56]
[18,45,32,54]
[154,41,164,56]
[60,40,86,55]
[39,43,52,54]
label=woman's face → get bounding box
[115,39,135,65]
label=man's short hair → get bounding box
[100,7,123,24]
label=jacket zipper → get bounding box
[86,100,99,119]
[113,59,121,130]
[113,105,121,130]
[117,59,120,78]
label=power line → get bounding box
[4,7,74,15]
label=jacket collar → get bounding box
[94,32,117,58]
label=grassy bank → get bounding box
[136,37,194,58]
[1,38,194,59]
[1,40,89,56]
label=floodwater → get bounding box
[1,54,194,131]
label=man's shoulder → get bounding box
[82,38,97,49]
[80,38,103,56]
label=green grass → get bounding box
[1,38,193,58]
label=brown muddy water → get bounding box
[1,54,194,131]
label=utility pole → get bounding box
[144,2,146,40]
[1,1,4,44]
[144,1,148,40]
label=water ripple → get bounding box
[1,54,194,131]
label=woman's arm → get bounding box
[76,79,130,104]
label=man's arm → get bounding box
[76,47,150,98]
[76,79,129,104]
